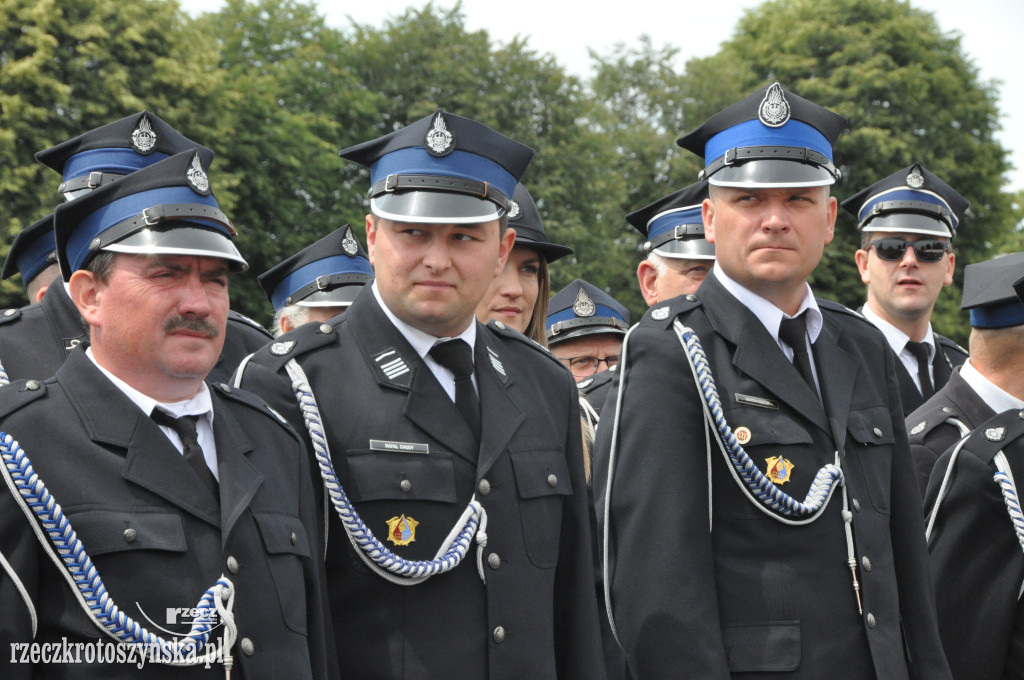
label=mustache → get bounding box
[163,316,220,337]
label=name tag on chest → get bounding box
[369,439,429,454]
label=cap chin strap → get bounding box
[700,145,841,182]
[0,433,237,675]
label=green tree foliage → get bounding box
[1,0,1018,342]
[0,0,223,304]
[682,0,1015,343]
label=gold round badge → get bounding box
[735,426,752,445]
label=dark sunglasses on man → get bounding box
[869,237,950,264]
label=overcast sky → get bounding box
[179,0,1023,192]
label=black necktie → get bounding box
[778,313,817,394]
[906,341,935,399]
[429,339,481,441]
[152,409,219,498]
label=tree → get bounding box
[0,0,224,307]
[682,0,1015,343]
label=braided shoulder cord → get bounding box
[0,433,237,672]
[0,358,10,387]
[992,451,1024,601]
[283,358,489,586]
[674,322,845,523]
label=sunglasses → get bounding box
[869,238,950,264]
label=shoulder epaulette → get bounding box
[485,319,564,369]
[960,409,1024,466]
[0,378,49,418]
[578,367,615,396]
[211,381,294,431]
[0,308,23,326]
[249,318,341,371]
[645,294,701,329]
[228,309,272,338]
[818,298,867,321]
[936,333,969,359]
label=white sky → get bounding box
[180,0,1024,192]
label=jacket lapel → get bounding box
[210,391,264,545]
[813,316,858,452]
[348,290,478,463]
[700,275,831,435]
[57,351,221,526]
[474,329,524,479]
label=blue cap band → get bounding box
[546,305,628,328]
[647,206,703,241]
[270,255,374,310]
[857,188,957,229]
[370,148,518,202]
[970,303,1024,329]
[62,148,171,182]
[67,186,224,272]
[704,119,832,168]
[16,232,57,283]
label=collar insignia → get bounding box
[906,167,925,188]
[270,341,295,356]
[909,420,927,436]
[341,225,360,256]
[131,115,157,154]
[487,346,506,378]
[758,82,791,128]
[386,515,418,546]
[651,306,670,321]
[573,288,596,317]
[424,111,455,157]
[765,455,793,484]
[577,378,594,389]
[508,200,521,220]
[373,348,412,386]
[186,152,210,195]
[986,426,1006,442]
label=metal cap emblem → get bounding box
[130,115,157,154]
[341,225,360,256]
[758,82,791,128]
[424,111,455,157]
[185,152,210,195]
[573,287,596,317]
[906,167,925,188]
[508,200,521,220]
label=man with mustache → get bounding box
[847,164,969,416]
[0,151,336,679]
[595,83,950,678]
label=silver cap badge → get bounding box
[424,111,455,157]
[573,288,596,317]
[906,167,925,188]
[131,115,157,154]
[508,200,521,220]
[186,152,210,194]
[758,82,791,128]
[341,226,360,256]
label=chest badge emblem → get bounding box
[734,426,752,445]
[386,515,419,546]
[765,456,794,485]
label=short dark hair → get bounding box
[83,251,118,283]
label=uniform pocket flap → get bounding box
[848,406,896,445]
[509,448,573,499]
[66,508,186,557]
[254,512,311,557]
[346,449,457,503]
[723,620,801,673]
[720,408,814,446]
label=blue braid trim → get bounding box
[681,328,843,518]
[0,433,227,658]
[292,379,481,578]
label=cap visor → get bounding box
[548,325,626,345]
[861,214,954,238]
[515,238,574,263]
[709,159,836,188]
[653,239,716,260]
[102,225,248,271]
[371,191,503,224]
[296,285,365,307]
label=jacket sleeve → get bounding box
[594,323,731,679]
